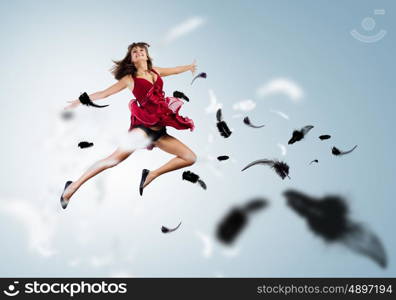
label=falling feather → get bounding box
[173,91,189,102]
[216,108,223,122]
[243,117,265,128]
[319,135,331,140]
[288,125,314,144]
[272,161,291,180]
[217,208,245,245]
[285,190,352,241]
[243,198,268,213]
[217,155,229,161]
[182,171,207,190]
[79,92,109,108]
[309,159,319,165]
[216,109,232,138]
[191,72,207,85]
[216,198,268,245]
[241,159,290,180]
[78,141,94,149]
[161,221,182,233]
[197,179,207,190]
[284,189,387,268]
[342,224,387,268]
[332,145,358,156]
[182,170,199,182]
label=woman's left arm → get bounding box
[154,60,197,77]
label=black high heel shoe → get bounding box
[60,181,73,209]
[139,169,150,196]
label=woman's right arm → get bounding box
[64,76,133,110]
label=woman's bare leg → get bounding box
[62,147,135,201]
[143,134,197,188]
[62,128,148,202]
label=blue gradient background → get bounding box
[0,0,395,277]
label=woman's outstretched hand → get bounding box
[64,99,80,110]
[190,59,197,76]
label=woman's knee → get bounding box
[182,151,197,166]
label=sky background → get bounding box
[0,0,395,277]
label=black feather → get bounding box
[161,221,182,233]
[173,91,189,102]
[217,155,229,161]
[182,171,199,183]
[319,135,331,140]
[78,141,94,148]
[288,125,314,144]
[182,171,207,190]
[309,159,319,165]
[197,179,207,190]
[216,207,246,244]
[284,190,350,241]
[284,189,388,268]
[216,109,232,137]
[216,121,232,138]
[288,130,303,144]
[216,108,223,122]
[241,159,290,180]
[216,199,268,245]
[332,147,341,155]
[243,116,265,128]
[241,159,273,171]
[301,125,314,135]
[191,72,207,85]
[79,92,109,108]
[243,198,268,213]
[272,161,290,179]
[332,145,358,156]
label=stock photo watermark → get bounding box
[2,280,127,297]
[350,9,387,43]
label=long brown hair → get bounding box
[111,42,153,80]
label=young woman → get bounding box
[60,42,197,209]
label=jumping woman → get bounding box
[60,42,197,209]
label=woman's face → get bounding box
[131,46,148,64]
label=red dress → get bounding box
[128,69,195,133]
